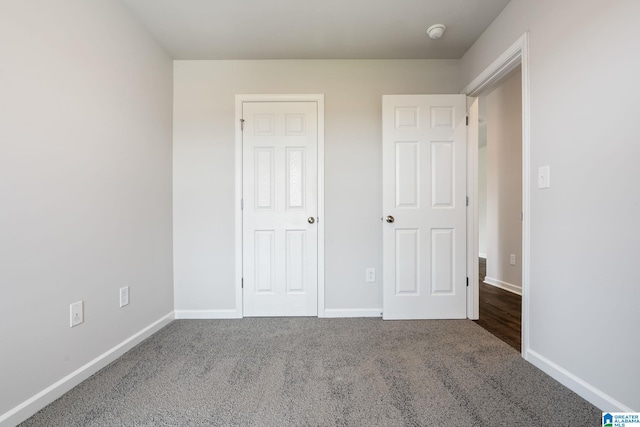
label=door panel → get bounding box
[243,101,318,316]
[396,142,419,208]
[286,148,305,209]
[286,230,305,292]
[382,95,467,319]
[396,228,419,294]
[431,228,454,294]
[255,148,274,209]
[255,230,275,293]
[431,141,454,207]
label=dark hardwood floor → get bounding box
[473,258,522,351]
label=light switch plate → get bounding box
[538,165,551,189]
[120,286,130,307]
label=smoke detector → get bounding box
[427,24,446,40]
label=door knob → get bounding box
[385,215,395,223]
[308,217,316,224]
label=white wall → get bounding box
[484,68,522,292]
[462,0,640,411]
[0,0,174,422]
[173,60,462,315]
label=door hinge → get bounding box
[240,118,245,131]
[241,198,244,210]
[466,277,469,287]
[466,196,469,206]
[466,116,469,126]
[241,278,244,288]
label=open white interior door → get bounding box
[382,95,467,319]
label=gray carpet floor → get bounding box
[21,318,601,426]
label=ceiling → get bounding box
[119,0,511,60]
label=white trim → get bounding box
[462,35,526,97]
[526,350,634,412]
[323,308,383,318]
[174,309,241,319]
[461,32,530,357]
[234,98,244,322]
[483,276,522,296]
[521,33,532,359]
[478,253,487,259]
[466,97,480,320]
[234,94,325,318]
[317,99,326,318]
[0,312,174,426]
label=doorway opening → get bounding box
[473,71,523,350]
[464,33,530,356]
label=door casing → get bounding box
[235,94,325,318]
[461,33,530,356]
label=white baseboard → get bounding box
[175,309,384,319]
[323,308,383,318]
[479,253,487,259]
[174,309,241,319]
[483,276,522,295]
[525,349,633,412]
[0,311,174,427]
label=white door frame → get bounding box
[235,94,325,318]
[461,33,531,356]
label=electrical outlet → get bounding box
[120,286,129,307]
[70,301,84,327]
[510,254,516,266]
[366,268,376,283]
